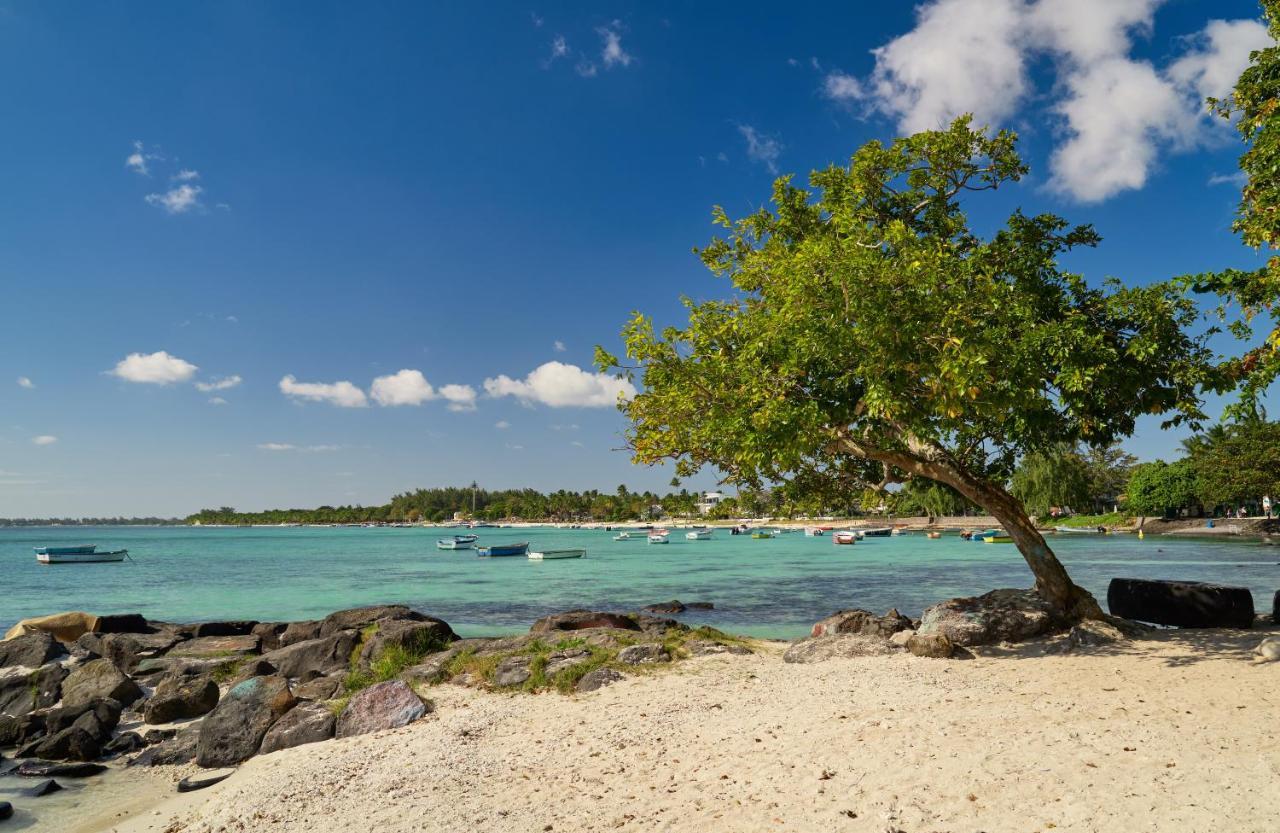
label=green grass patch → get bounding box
[1052,512,1132,528]
[327,695,350,717]
[210,658,245,684]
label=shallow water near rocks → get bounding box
[0,765,171,833]
[3,526,1276,639]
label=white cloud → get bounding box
[125,140,156,176]
[483,361,636,408]
[599,22,633,68]
[145,183,203,214]
[257,443,340,453]
[32,435,57,446]
[279,375,368,408]
[825,0,1276,203]
[546,34,568,66]
[495,420,511,429]
[549,423,580,431]
[738,125,782,174]
[439,383,478,412]
[16,376,33,389]
[1208,171,1248,187]
[172,169,200,181]
[370,369,435,406]
[195,375,242,392]
[208,396,228,406]
[575,60,598,77]
[570,440,585,447]
[553,340,567,352]
[1167,18,1273,102]
[109,350,199,385]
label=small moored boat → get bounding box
[613,532,637,541]
[1054,525,1106,535]
[437,536,475,550]
[926,531,943,539]
[982,533,1014,544]
[832,531,858,545]
[37,549,128,564]
[476,542,529,557]
[685,529,713,540]
[860,527,893,537]
[648,531,670,544]
[528,548,586,560]
[34,545,97,555]
[804,527,826,537]
[750,531,773,539]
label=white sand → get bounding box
[100,627,1279,833]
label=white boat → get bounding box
[648,531,670,544]
[685,529,713,540]
[613,532,635,541]
[804,527,826,536]
[1055,525,1106,535]
[37,549,128,564]
[436,537,474,550]
[528,548,586,560]
[832,531,858,545]
[860,527,893,537]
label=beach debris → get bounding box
[177,767,236,793]
[616,644,671,665]
[810,608,912,639]
[1253,636,1280,664]
[918,589,1059,647]
[196,675,297,767]
[906,632,955,659]
[1107,578,1255,629]
[61,659,143,709]
[782,634,901,664]
[335,680,430,739]
[259,701,336,754]
[575,668,625,692]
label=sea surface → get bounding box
[3,525,1277,640]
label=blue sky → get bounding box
[0,0,1273,516]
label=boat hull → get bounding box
[529,549,585,560]
[685,530,713,540]
[34,545,97,555]
[37,550,127,564]
[436,539,473,550]
[477,543,529,557]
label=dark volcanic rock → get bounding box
[1107,578,1255,629]
[130,726,200,767]
[358,618,456,668]
[61,659,142,708]
[46,698,122,737]
[252,622,289,652]
[811,608,913,639]
[0,632,66,669]
[642,600,686,614]
[102,731,145,757]
[92,631,183,674]
[399,648,466,687]
[177,768,236,792]
[320,605,423,637]
[575,668,624,692]
[144,673,219,724]
[278,620,322,647]
[259,701,336,754]
[196,675,296,767]
[24,778,62,797]
[335,680,428,739]
[530,610,642,634]
[617,644,671,665]
[94,613,151,634]
[918,589,1059,647]
[16,760,107,778]
[192,620,259,638]
[168,634,260,658]
[28,727,101,762]
[228,658,279,689]
[292,675,343,701]
[261,631,359,680]
[0,663,67,717]
[142,728,176,745]
[0,801,11,821]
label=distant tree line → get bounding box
[0,517,181,527]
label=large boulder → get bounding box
[918,589,1059,646]
[259,701,336,754]
[783,634,902,663]
[1107,578,1255,629]
[168,634,260,658]
[293,674,343,701]
[0,664,68,717]
[261,630,359,680]
[357,618,456,668]
[144,673,220,724]
[196,675,296,767]
[811,608,913,639]
[94,613,151,634]
[61,659,142,708]
[45,698,122,737]
[320,605,423,637]
[252,622,289,652]
[26,727,101,762]
[192,620,259,638]
[0,632,66,669]
[0,712,47,746]
[87,631,183,674]
[278,620,322,647]
[335,680,428,739]
[907,632,955,658]
[530,610,642,634]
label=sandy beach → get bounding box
[99,625,1279,833]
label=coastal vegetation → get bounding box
[602,117,1216,621]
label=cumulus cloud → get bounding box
[439,383,478,412]
[279,375,368,407]
[208,396,228,406]
[483,361,636,408]
[495,420,511,429]
[738,125,782,174]
[544,34,569,67]
[32,435,57,446]
[110,351,199,385]
[553,340,567,353]
[598,22,633,68]
[145,183,203,214]
[1208,171,1249,187]
[195,375,242,392]
[16,376,33,389]
[125,140,157,176]
[370,369,435,406]
[822,0,1274,202]
[172,169,200,181]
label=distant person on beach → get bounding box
[1264,495,1272,519]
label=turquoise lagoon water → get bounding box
[2,526,1277,640]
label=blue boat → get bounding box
[34,545,97,555]
[476,542,529,557]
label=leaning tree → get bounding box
[599,117,1218,621]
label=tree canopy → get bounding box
[1126,460,1200,517]
[1010,444,1091,516]
[603,117,1216,617]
